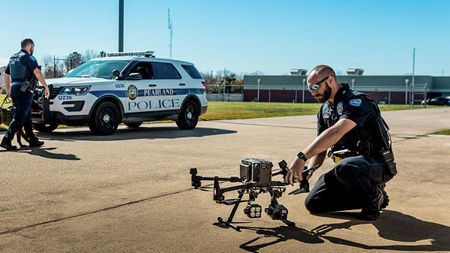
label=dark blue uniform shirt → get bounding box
[317,83,382,156]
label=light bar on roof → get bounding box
[101,51,155,58]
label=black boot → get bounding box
[359,187,384,221]
[1,136,18,151]
[29,139,44,148]
[379,183,389,210]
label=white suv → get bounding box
[32,51,208,135]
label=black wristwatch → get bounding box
[297,151,308,162]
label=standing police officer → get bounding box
[1,38,50,150]
[286,65,396,220]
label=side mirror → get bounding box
[112,69,121,80]
[128,73,142,80]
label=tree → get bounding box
[82,49,99,62]
[223,73,237,93]
[202,71,244,94]
[65,52,83,72]
[42,55,65,78]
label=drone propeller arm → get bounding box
[190,168,241,189]
[217,183,257,195]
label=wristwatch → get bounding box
[297,151,308,162]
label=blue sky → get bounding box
[1,0,449,75]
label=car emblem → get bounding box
[128,85,138,100]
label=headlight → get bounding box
[60,86,91,96]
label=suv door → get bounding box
[123,61,154,114]
[149,61,184,112]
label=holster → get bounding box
[19,81,32,93]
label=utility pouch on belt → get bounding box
[20,82,32,93]
[382,150,397,176]
[330,149,359,164]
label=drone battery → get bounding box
[240,158,273,186]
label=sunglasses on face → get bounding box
[308,76,331,91]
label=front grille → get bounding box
[49,86,62,99]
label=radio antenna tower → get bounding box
[168,9,173,58]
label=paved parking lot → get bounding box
[1,108,449,252]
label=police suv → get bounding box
[32,51,208,135]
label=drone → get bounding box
[189,158,313,231]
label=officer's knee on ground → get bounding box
[304,193,324,214]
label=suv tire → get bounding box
[89,101,120,135]
[176,100,199,130]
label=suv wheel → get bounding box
[125,122,143,128]
[176,100,199,130]
[32,122,59,133]
[89,101,120,135]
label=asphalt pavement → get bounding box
[0,107,449,252]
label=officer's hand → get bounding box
[285,158,305,186]
[44,86,50,99]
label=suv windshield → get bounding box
[66,60,130,79]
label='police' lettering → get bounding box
[128,99,180,111]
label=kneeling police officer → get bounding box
[286,65,397,220]
[1,38,50,150]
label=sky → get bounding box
[1,0,450,76]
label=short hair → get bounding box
[310,65,336,77]
[21,38,34,48]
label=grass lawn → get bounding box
[199,101,439,121]
[431,129,450,135]
[0,93,442,131]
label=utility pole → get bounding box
[405,79,409,105]
[53,55,66,78]
[118,0,124,52]
[257,78,261,102]
[411,48,416,108]
[302,78,306,103]
[168,9,173,58]
[423,83,428,108]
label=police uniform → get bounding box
[305,83,395,217]
[3,49,40,145]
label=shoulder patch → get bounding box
[349,98,362,107]
[337,102,344,115]
[29,55,37,61]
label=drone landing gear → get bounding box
[216,191,245,231]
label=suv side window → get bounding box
[129,62,152,79]
[181,64,202,79]
[151,62,181,79]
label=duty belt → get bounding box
[328,149,359,163]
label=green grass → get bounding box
[200,102,320,120]
[199,101,440,121]
[431,129,450,135]
[0,94,442,130]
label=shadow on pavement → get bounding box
[238,225,324,252]
[0,147,80,160]
[238,210,449,252]
[37,126,237,142]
